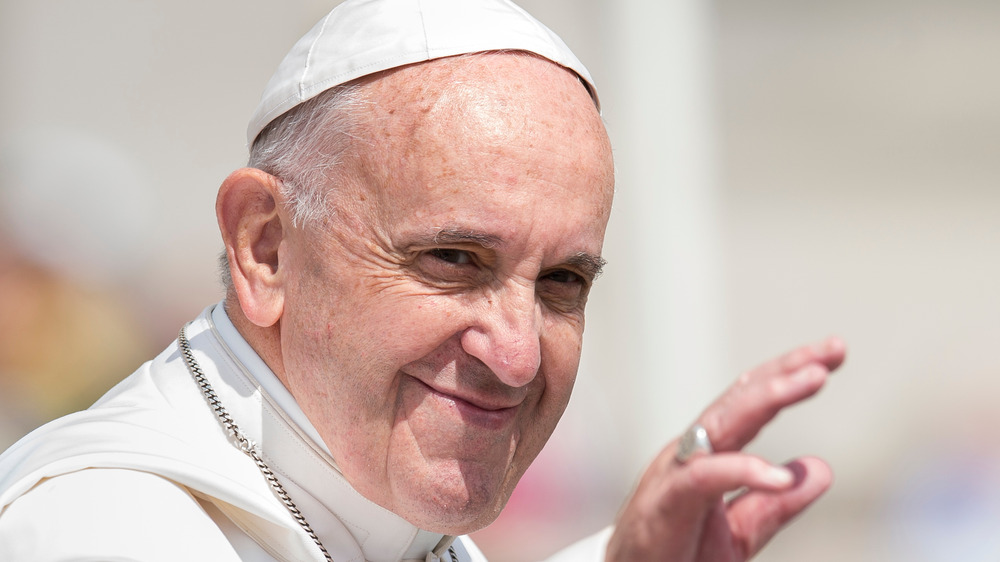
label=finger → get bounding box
[635,452,796,523]
[696,505,741,562]
[771,336,847,379]
[699,336,846,451]
[726,456,833,558]
[704,362,829,451]
[676,453,796,504]
[608,452,796,561]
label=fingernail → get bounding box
[765,466,795,487]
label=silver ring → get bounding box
[675,423,714,464]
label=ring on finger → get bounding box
[675,423,714,464]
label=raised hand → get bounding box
[606,337,847,561]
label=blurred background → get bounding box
[1,0,998,560]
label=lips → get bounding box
[412,377,521,429]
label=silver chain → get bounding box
[179,324,333,562]
[178,324,460,562]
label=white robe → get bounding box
[0,305,611,561]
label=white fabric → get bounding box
[0,305,480,561]
[1,467,249,561]
[0,305,608,560]
[211,303,331,458]
[247,0,599,144]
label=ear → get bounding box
[216,168,288,328]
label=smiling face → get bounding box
[275,53,614,533]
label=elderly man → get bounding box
[0,0,845,560]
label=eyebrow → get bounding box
[429,227,503,248]
[566,252,607,280]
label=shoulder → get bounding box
[0,468,244,562]
[0,330,259,514]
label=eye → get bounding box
[542,269,582,284]
[416,248,486,287]
[538,268,589,313]
[428,248,473,265]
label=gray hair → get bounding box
[248,83,366,226]
[220,84,366,294]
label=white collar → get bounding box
[211,302,332,457]
[207,302,450,561]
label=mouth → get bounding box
[412,378,521,429]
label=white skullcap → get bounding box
[247,0,598,145]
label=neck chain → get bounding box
[177,324,459,562]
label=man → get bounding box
[0,0,846,560]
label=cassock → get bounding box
[0,304,611,561]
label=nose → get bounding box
[460,284,542,388]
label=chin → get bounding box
[396,464,516,535]
[406,498,506,536]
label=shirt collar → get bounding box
[210,301,331,457]
[206,302,450,560]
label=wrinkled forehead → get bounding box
[352,53,610,176]
[372,53,594,131]
[338,53,614,236]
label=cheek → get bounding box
[527,322,584,434]
[358,292,470,367]
[541,315,584,384]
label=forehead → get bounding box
[367,53,599,142]
[344,53,614,243]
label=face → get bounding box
[276,54,614,533]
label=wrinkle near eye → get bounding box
[412,248,489,289]
[538,274,588,314]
